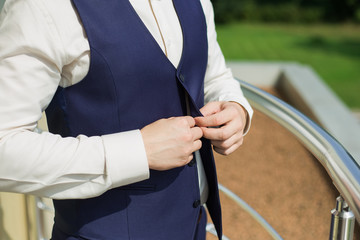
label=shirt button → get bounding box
[179,74,185,83]
[193,200,201,208]
[188,159,196,167]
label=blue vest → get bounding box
[46,0,222,239]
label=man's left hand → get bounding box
[195,101,247,155]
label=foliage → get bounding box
[215,23,360,108]
[211,0,360,24]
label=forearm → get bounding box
[0,128,149,199]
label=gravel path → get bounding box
[206,104,359,239]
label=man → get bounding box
[0,0,253,239]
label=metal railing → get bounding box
[206,184,283,240]
[34,80,359,239]
[206,80,359,239]
[239,80,360,222]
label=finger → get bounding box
[195,110,231,128]
[200,121,237,141]
[193,139,202,152]
[186,154,194,164]
[211,133,243,151]
[202,110,245,139]
[213,141,242,156]
[190,127,203,140]
[199,102,221,117]
[182,116,195,127]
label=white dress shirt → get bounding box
[0,0,253,199]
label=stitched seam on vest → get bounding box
[88,46,121,128]
[125,192,131,240]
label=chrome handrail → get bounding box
[239,79,360,224]
[205,183,282,239]
[218,184,283,240]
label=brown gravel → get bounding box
[206,91,360,239]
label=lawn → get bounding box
[216,23,360,109]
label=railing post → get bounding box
[329,196,355,240]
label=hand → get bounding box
[195,101,247,155]
[140,116,203,171]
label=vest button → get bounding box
[193,199,201,208]
[179,74,185,82]
[188,159,196,167]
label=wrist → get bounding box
[229,101,249,133]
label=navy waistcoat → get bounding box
[46,0,222,239]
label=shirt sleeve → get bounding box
[0,0,149,199]
[200,0,253,133]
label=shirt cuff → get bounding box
[101,130,149,188]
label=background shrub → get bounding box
[211,0,360,24]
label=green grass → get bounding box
[216,23,360,109]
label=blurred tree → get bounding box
[300,0,360,21]
[210,0,360,23]
[326,0,360,21]
[211,0,244,23]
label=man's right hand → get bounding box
[140,116,203,171]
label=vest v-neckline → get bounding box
[125,0,184,71]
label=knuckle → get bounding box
[186,146,193,156]
[181,145,193,157]
[195,127,203,137]
[213,116,222,126]
[219,129,230,140]
[176,154,190,167]
[220,141,231,149]
[178,118,188,126]
[182,154,192,165]
[222,147,233,156]
[218,131,225,141]
[181,132,193,142]
[225,129,234,139]
[176,131,190,142]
